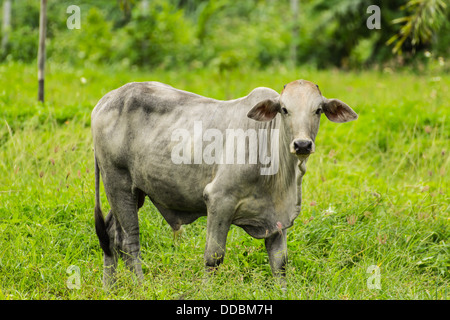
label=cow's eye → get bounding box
[315,108,323,115]
[281,107,288,115]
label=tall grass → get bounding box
[0,62,448,299]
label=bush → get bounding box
[48,7,113,66]
[112,1,198,68]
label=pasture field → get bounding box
[0,62,448,299]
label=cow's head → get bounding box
[247,79,357,159]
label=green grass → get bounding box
[0,61,448,299]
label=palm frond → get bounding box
[387,0,447,54]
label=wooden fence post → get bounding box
[38,0,47,102]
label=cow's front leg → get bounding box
[265,228,288,287]
[204,216,231,271]
[203,188,234,271]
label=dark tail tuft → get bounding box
[95,204,111,256]
[94,156,112,256]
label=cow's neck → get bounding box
[261,116,299,199]
[278,117,307,224]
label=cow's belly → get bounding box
[131,156,212,213]
[128,115,221,212]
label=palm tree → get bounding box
[387,0,448,54]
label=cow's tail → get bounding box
[94,155,112,256]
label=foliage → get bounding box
[0,63,448,299]
[387,0,448,54]
[113,1,198,68]
[0,0,448,69]
[48,7,114,65]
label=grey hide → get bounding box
[91,79,358,289]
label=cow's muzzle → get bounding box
[292,139,314,155]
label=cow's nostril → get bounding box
[293,140,312,154]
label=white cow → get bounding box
[91,79,358,288]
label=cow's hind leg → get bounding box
[102,210,121,289]
[102,170,144,287]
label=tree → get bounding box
[290,0,299,66]
[387,0,448,54]
[1,0,12,53]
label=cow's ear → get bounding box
[247,98,281,122]
[323,98,358,123]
